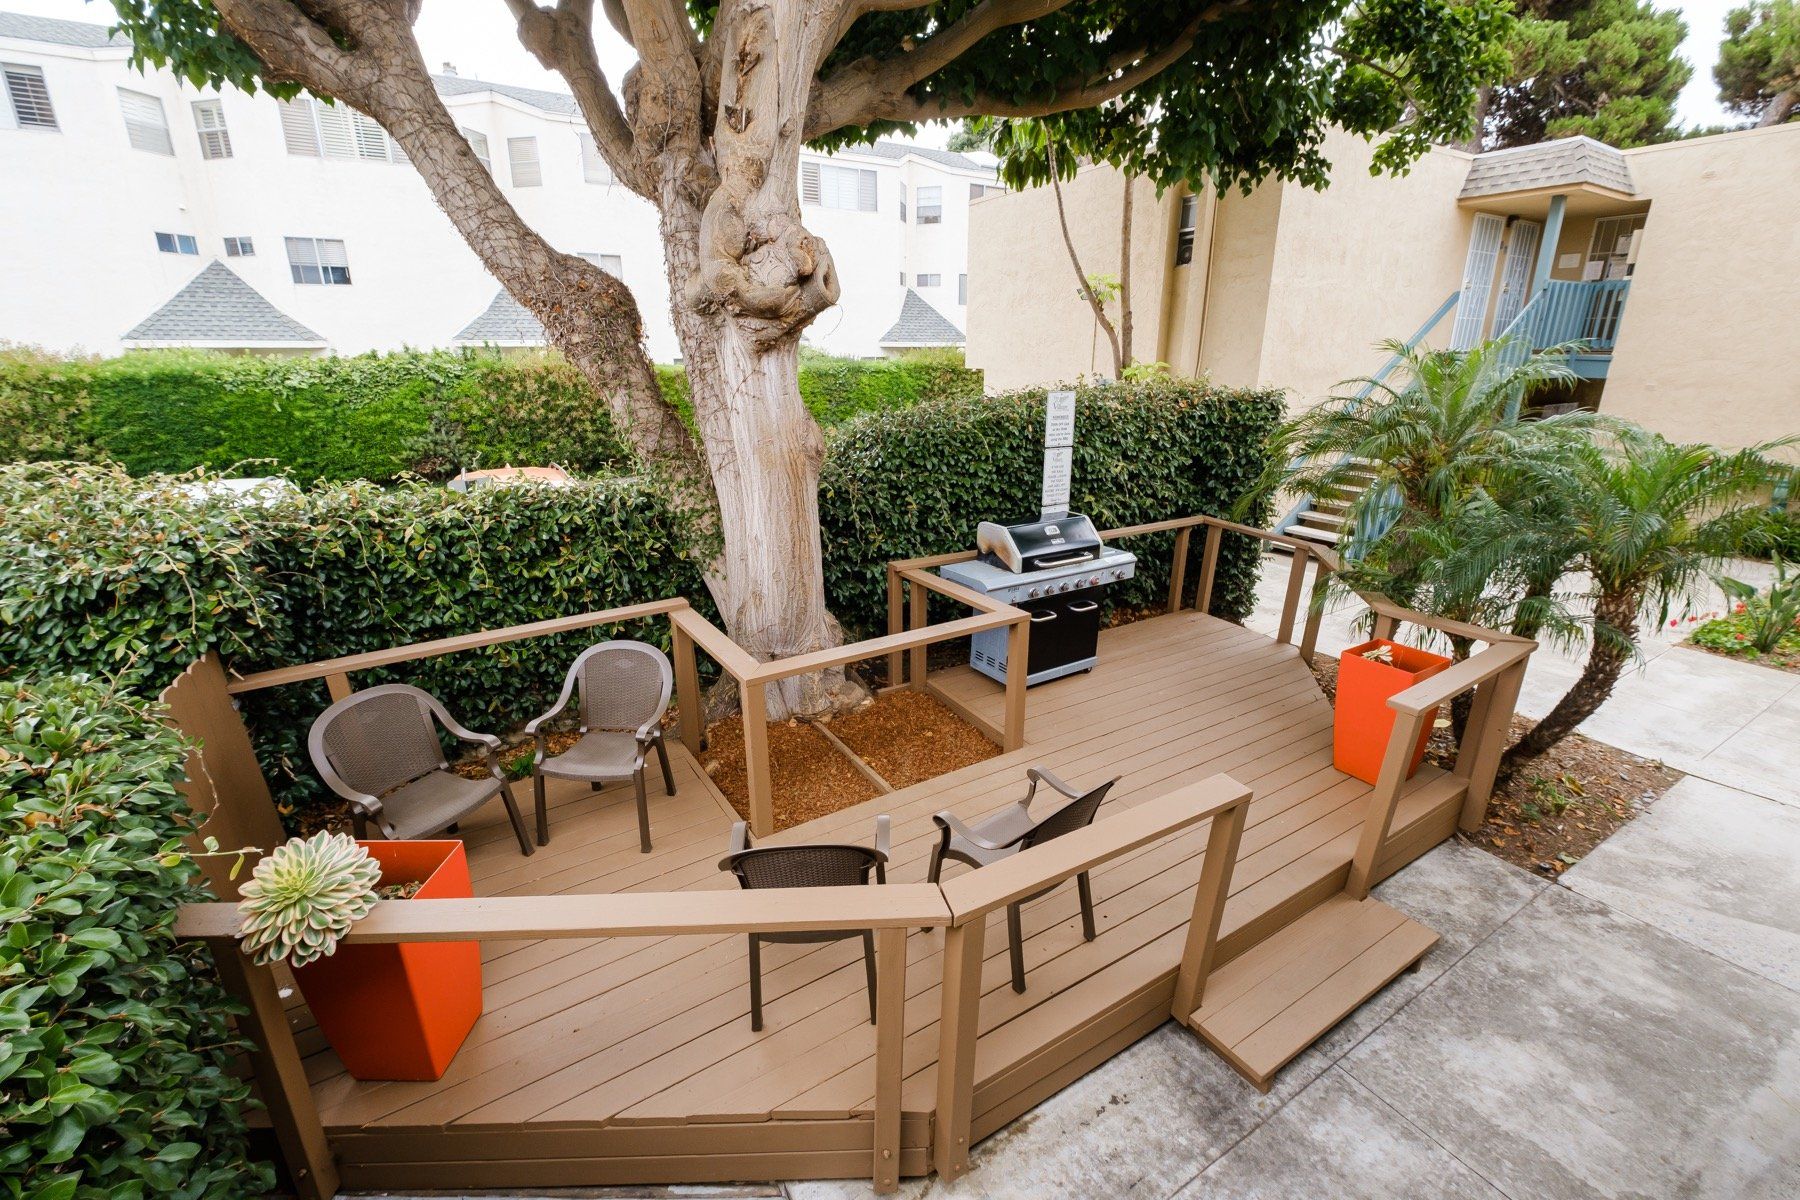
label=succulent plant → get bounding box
[236,832,382,967]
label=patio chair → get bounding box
[719,816,891,1031]
[528,639,675,853]
[308,683,534,856]
[928,767,1117,993]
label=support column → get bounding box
[1531,194,1566,294]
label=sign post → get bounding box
[1040,390,1076,518]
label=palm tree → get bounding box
[1502,429,1794,768]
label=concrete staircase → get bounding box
[1281,458,1379,555]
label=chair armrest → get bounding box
[872,814,891,862]
[716,820,751,871]
[345,792,385,821]
[932,809,1023,853]
[524,695,572,736]
[1027,766,1085,800]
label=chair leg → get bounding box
[590,781,606,792]
[1007,903,1027,994]
[533,772,549,846]
[748,935,764,1032]
[1077,871,1097,941]
[498,781,534,857]
[633,769,652,853]
[656,733,675,796]
[861,931,878,1026]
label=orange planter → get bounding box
[1333,639,1453,786]
[291,840,481,1082]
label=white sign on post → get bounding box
[1041,390,1076,517]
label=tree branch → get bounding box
[503,0,640,190]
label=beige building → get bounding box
[967,124,1800,453]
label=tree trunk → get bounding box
[1758,87,1798,127]
[1117,174,1134,371]
[1502,588,1640,770]
[1048,143,1123,378]
[1458,85,1492,152]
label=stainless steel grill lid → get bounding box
[976,514,1104,573]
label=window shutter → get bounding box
[387,133,410,165]
[314,103,356,159]
[192,99,231,159]
[118,89,173,155]
[317,238,351,284]
[579,133,612,183]
[3,64,57,129]
[959,274,967,304]
[857,168,877,212]
[600,254,623,277]
[461,127,492,173]
[508,136,542,187]
[351,111,389,161]
[285,236,320,284]
[278,99,320,155]
[800,161,820,205]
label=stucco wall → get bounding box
[1600,124,1800,449]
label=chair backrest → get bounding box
[1021,777,1117,851]
[309,685,446,800]
[724,843,883,891]
[569,640,673,732]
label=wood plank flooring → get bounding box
[299,611,1468,1188]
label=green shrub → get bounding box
[0,674,272,1200]
[820,378,1282,635]
[1,347,982,482]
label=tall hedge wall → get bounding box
[0,346,982,483]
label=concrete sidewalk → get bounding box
[1245,556,1800,807]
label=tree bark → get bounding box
[1758,87,1798,126]
[1048,144,1123,378]
[1117,172,1133,372]
[1502,588,1640,770]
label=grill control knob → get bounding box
[1028,587,1041,599]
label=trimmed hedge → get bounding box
[0,674,272,1200]
[821,379,1282,634]
[0,347,982,483]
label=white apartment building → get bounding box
[0,10,999,360]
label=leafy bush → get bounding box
[0,674,272,1200]
[820,377,1282,635]
[1,347,982,482]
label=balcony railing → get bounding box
[1501,277,1631,352]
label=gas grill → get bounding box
[939,514,1136,686]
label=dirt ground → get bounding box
[1310,656,1681,878]
[829,688,999,788]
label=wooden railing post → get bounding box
[1298,555,1331,666]
[671,619,703,754]
[209,943,338,1200]
[1171,799,1248,1020]
[907,580,928,689]
[1371,607,1399,643]
[1195,524,1221,616]
[933,918,986,1182]
[1456,660,1526,831]
[1275,546,1308,647]
[1002,617,1028,751]
[886,565,905,687]
[1167,526,1192,614]
[740,677,775,837]
[1347,707,1428,898]
[872,925,908,1193]
[325,672,352,702]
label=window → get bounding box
[578,251,623,277]
[2,63,57,129]
[915,185,941,224]
[915,273,940,288]
[155,232,199,255]
[579,132,613,184]
[224,236,255,257]
[507,136,542,187]
[898,183,907,223]
[1175,194,1198,266]
[801,161,877,211]
[969,182,1001,201]
[118,89,173,155]
[462,126,492,173]
[286,237,351,285]
[278,97,407,163]
[958,274,967,305]
[1585,213,1646,280]
[192,99,231,159]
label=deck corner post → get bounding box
[1172,798,1249,1020]
[1195,524,1221,616]
[933,917,986,1182]
[740,678,775,837]
[1276,547,1308,647]
[1347,708,1428,898]
[1456,659,1527,831]
[1167,525,1192,614]
[1002,618,1028,751]
[207,938,338,1200]
[872,925,908,1194]
[672,618,703,753]
[886,566,905,687]
[908,581,929,690]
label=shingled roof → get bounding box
[454,290,547,345]
[880,289,964,348]
[431,73,580,116]
[0,11,129,49]
[1461,136,1636,199]
[123,261,324,346]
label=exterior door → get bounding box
[1490,219,1541,337]
[1449,213,1505,349]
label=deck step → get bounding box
[1180,893,1438,1092]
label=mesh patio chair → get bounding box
[719,816,891,1031]
[528,639,675,853]
[308,683,534,856]
[928,767,1117,993]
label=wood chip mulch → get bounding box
[700,713,881,831]
[1310,656,1681,878]
[828,689,999,789]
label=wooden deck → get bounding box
[290,609,1470,1189]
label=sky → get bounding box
[7,0,1746,133]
